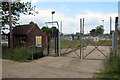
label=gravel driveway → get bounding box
[2,46,110,78]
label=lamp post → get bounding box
[51,11,55,27]
[102,20,104,34]
[102,20,104,28]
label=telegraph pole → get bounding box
[83,18,84,34]
[9,0,13,53]
[115,17,118,54]
[110,17,112,34]
[82,18,84,59]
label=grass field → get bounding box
[50,39,112,49]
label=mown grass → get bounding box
[2,44,44,62]
[96,40,120,79]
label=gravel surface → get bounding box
[2,46,110,78]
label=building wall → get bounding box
[13,36,26,47]
[9,24,47,48]
[26,24,47,48]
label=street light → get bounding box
[102,20,104,34]
[102,20,104,27]
[51,11,55,27]
[51,11,55,37]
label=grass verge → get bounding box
[2,44,44,62]
[96,40,120,79]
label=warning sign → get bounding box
[36,36,42,47]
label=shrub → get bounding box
[28,48,44,60]
[2,46,44,62]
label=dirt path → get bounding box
[2,46,110,78]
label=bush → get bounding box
[2,46,44,62]
[2,44,11,59]
[28,48,45,60]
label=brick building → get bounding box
[8,22,46,48]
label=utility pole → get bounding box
[83,18,84,34]
[82,18,84,59]
[110,17,112,34]
[114,17,118,54]
[9,0,13,53]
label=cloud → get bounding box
[76,11,117,33]
[20,0,40,4]
[19,0,120,2]
[18,9,117,34]
[3,0,120,2]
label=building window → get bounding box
[20,37,26,43]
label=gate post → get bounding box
[80,18,83,59]
[112,31,116,54]
[58,31,61,56]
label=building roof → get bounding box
[13,23,36,35]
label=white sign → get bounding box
[68,36,73,42]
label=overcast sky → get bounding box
[17,0,119,34]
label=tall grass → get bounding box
[2,45,44,62]
[96,40,120,79]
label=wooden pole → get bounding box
[114,17,118,54]
[110,17,112,33]
[9,0,13,53]
[83,18,84,34]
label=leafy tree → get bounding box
[95,25,104,35]
[1,1,38,27]
[90,29,96,36]
[41,27,59,37]
[49,27,59,37]
[90,25,104,36]
[41,27,50,34]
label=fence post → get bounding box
[112,31,116,54]
[80,18,83,59]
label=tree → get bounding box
[41,27,50,34]
[1,1,38,27]
[49,27,59,37]
[95,25,104,35]
[90,29,96,36]
[90,25,104,36]
[41,27,59,55]
[41,27,59,38]
[1,1,38,53]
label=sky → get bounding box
[17,1,119,34]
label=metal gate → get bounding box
[79,18,112,60]
[43,21,61,56]
[43,18,112,60]
[60,18,112,60]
